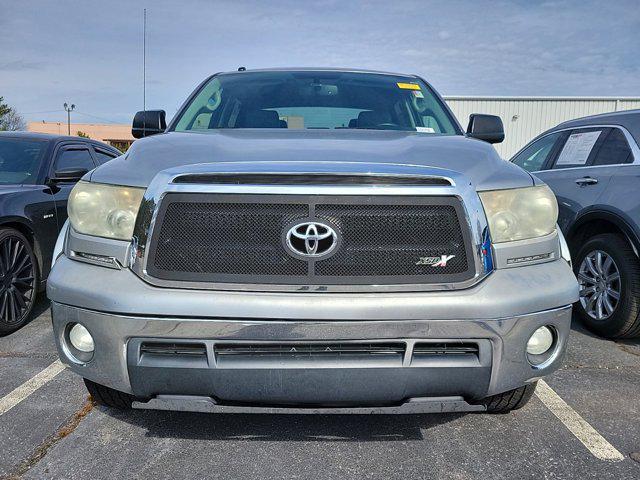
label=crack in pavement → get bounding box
[0,352,59,360]
[1,397,95,480]
[563,363,640,371]
[616,344,640,358]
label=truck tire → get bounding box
[0,227,39,337]
[84,379,135,409]
[478,382,537,413]
[574,233,640,338]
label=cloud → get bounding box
[1,0,639,125]
[1,60,45,71]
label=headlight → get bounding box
[479,185,558,243]
[68,181,145,240]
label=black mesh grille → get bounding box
[153,202,307,276]
[147,194,474,285]
[315,204,468,277]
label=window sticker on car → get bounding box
[396,82,421,90]
[416,126,435,133]
[556,131,601,165]
[412,90,424,98]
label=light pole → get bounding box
[63,103,75,135]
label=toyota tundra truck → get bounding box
[48,68,579,414]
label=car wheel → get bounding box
[574,233,640,338]
[84,378,136,409]
[476,382,537,413]
[0,227,38,336]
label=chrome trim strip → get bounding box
[131,165,491,293]
[69,251,122,270]
[171,170,456,187]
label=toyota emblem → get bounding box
[285,221,338,258]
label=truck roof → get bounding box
[217,67,419,78]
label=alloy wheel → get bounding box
[578,249,621,321]
[0,235,35,326]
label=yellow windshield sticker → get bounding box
[397,82,421,90]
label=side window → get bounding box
[592,128,633,166]
[553,129,605,169]
[54,148,95,172]
[511,132,562,172]
[94,148,118,165]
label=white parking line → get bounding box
[0,360,65,417]
[536,380,624,462]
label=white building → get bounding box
[444,96,640,159]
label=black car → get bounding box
[0,132,120,335]
[510,109,640,338]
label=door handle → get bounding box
[575,177,598,186]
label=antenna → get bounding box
[142,8,147,137]
[143,8,147,113]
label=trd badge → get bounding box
[415,255,456,267]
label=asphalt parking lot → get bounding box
[1,299,639,480]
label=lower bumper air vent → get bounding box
[411,343,480,365]
[214,343,406,368]
[140,342,207,358]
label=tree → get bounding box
[0,97,26,131]
[77,131,90,138]
[0,109,26,131]
[0,97,10,119]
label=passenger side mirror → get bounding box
[50,168,88,183]
[132,110,167,139]
[466,114,504,144]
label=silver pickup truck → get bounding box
[48,68,578,414]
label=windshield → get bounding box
[173,71,459,134]
[0,138,47,185]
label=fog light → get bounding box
[526,326,554,355]
[69,323,95,353]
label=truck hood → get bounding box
[90,129,532,191]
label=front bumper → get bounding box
[49,253,577,410]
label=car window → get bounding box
[552,128,605,169]
[592,128,633,166]
[93,148,118,165]
[173,71,460,134]
[0,138,48,184]
[511,132,562,172]
[54,148,95,172]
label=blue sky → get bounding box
[1,0,639,125]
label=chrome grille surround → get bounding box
[130,162,492,293]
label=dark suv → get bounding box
[511,109,640,338]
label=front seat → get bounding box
[236,109,283,128]
[357,110,391,128]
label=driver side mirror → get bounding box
[132,110,167,138]
[466,114,504,144]
[50,168,88,184]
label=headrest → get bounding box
[357,110,391,128]
[238,109,282,128]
